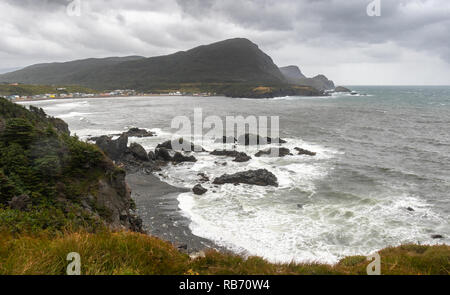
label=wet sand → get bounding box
[126,171,226,253]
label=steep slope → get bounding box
[0,97,142,232]
[280,66,335,91]
[0,39,286,90]
[0,56,145,86]
[298,75,335,91]
[280,65,306,84]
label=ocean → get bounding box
[19,86,450,264]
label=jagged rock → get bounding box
[237,134,286,145]
[335,86,351,93]
[255,147,292,157]
[128,143,149,162]
[124,127,155,138]
[213,169,278,187]
[155,148,172,161]
[148,151,156,161]
[210,150,241,157]
[8,194,31,211]
[197,173,210,182]
[193,184,208,195]
[234,152,252,162]
[210,150,251,162]
[295,147,316,156]
[432,235,444,239]
[172,152,197,163]
[157,138,205,152]
[95,134,128,161]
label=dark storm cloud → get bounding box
[1,0,449,84]
[175,0,450,62]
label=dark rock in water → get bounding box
[335,86,351,93]
[148,151,156,161]
[172,152,197,163]
[215,161,227,166]
[431,234,444,239]
[197,173,210,182]
[237,133,287,145]
[95,134,128,161]
[213,169,278,187]
[233,152,252,162]
[406,207,415,212]
[255,147,292,157]
[210,150,251,162]
[8,194,31,211]
[128,142,149,161]
[297,204,304,209]
[193,184,208,195]
[294,147,316,156]
[210,150,240,157]
[157,138,205,152]
[124,127,155,138]
[155,148,172,161]
[214,136,237,144]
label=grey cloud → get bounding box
[0,0,449,84]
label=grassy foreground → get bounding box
[0,229,448,275]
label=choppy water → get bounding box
[20,86,450,264]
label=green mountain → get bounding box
[0,39,286,90]
[0,56,144,87]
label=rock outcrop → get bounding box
[213,169,278,187]
[173,152,197,163]
[335,86,351,93]
[255,147,292,157]
[95,134,129,161]
[124,128,155,138]
[157,138,205,152]
[237,134,287,146]
[193,184,208,195]
[210,150,251,162]
[295,147,316,156]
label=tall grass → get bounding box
[1,230,448,275]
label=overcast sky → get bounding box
[1,0,449,85]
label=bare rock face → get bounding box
[210,150,251,162]
[128,142,149,161]
[213,169,278,187]
[233,152,252,162]
[193,184,208,195]
[155,148,172,161]
[295,147,316,156]
[95,134,128,161]
[124,127,155,138]
[94,168,142,232]
[157,138,205,152]
[237,133,287,145]
[172,152,197,163]
[255,147,292,157]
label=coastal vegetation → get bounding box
[0,84,98,97]
[0,97,448,275]
[0,39,330,98]
[0,228,448,275]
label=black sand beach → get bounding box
[126,171,226,254]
